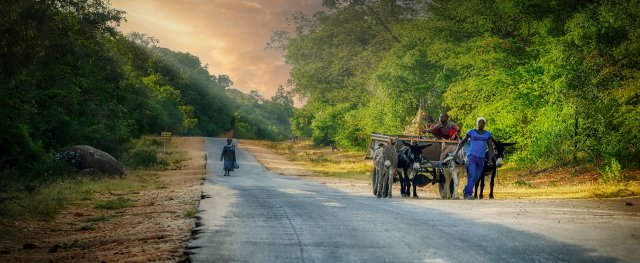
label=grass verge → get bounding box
[183,208,199,219]
[260,140,371,181]
[0,135,185,221]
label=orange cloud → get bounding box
[110,0,323,102]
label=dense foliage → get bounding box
[0,0,293,178]
[273,0,639,168]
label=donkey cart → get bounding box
[368,133,461,198]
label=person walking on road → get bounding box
[453,117,494,199]
[220,138,237,176]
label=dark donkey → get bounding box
[473,140,516,199]
[397,141,432,198]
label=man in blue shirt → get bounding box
[453,117,494,199]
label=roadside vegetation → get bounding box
[2,0,637,218]
[0,137,203,262]
[260,139,639,199]
[0,0,294,229]
[1,0,294,195]
[263,140,371,181]
[0,136,181,221]
[270,0,640,174]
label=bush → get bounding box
[123,147,168,169]
[601,158,623,184]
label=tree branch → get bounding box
[360,2,402,44]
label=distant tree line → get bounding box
[0,0,293,178]
[270,0,640,169]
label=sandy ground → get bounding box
[0,137,205,262]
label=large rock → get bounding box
[56,145,125,177]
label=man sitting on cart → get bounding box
[423,113,460,140]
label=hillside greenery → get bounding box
[0,0,293,179]
[272,0,640,170]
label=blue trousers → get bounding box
[464,155,485,197]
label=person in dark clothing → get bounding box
[220,138,237,176]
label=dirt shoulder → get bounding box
[0,137,205,262]
[241,140,376,196]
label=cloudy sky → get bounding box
[110,0,323,100]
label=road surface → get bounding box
[187,138,639,262]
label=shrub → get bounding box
[123,148,168,169]
[601,158,623,184]
[183,209,198,218]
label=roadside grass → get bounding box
[494,164,640,199]
[183,208,199,218]
[259,139,640,199]
[123,135,190,170]
[0,171,162,220]
[0,135,185,221]
[262,140,371,181]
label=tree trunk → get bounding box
[403,96,428,136]
[573,114,578,163]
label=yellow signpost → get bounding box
[160,132,172,142]
[160,132,171,151]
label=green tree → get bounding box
[274,0,640,169]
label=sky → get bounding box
[110,0,324,101]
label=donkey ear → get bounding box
[502,142,516,147]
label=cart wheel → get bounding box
[372,168,378,196]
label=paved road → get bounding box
[187,138,626,262]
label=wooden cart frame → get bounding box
[369,133,461,195]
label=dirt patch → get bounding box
[240,141,314,177]
[0,137,205,262]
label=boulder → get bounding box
[56,145,125,177]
